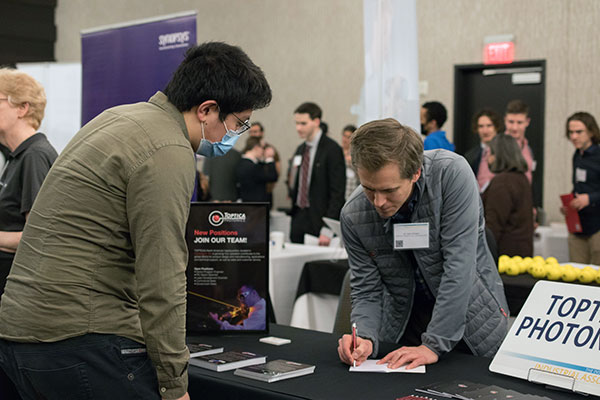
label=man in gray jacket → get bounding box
[337,118,509,370]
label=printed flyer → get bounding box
[186,203,269,334]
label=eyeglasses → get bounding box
[231,113,251,135]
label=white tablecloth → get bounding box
[533,223,569,262]
[269,211,291,243]
[269,243,346,325]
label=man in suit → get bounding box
[289,102,345,245]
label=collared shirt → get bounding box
[514,135,534,184]
[0,92,195,399]
[0,133,57,233]
[476,145,494,192]
[572,143,600,235]
[295,129,322,207]
[423,130,455,152]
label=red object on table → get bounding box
[560,193,582,233]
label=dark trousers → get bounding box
[0,334,160,400]
[290,208,319,243]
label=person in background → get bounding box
[562,112,600,264]
[202,146,241,201]
[463,109,502,191]
[337,118,508,370]
[235,136,278,203]
[482,134,533,257]
[341,124,359,200]
[504,100,535,184]
[249,121,280,207]
[0,68,58,296]
[0,42,271,400]
[420,101,454,151]
[288,102,345,245]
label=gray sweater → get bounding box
[341,149,509,357]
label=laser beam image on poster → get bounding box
[186,203,269,334]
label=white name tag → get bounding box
[393,223,429,250]
[292,155,302,167]
[576,167,587,183]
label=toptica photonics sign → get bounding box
[490,280,600,396]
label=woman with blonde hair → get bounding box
[0,68,57,295]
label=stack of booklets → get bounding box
[189,350,266,372]
[187,342,224,358]
[234,359,316,382]
[415,380,554,400]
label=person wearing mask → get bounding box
[482,135,533,257]
[0,69,57,296]
[420,101,454,151]
[0,42,271,400]
[562,112,600,264]
[235,136,278,203]
[463,109,502,191]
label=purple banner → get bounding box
[81,12,197,125]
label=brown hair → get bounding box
[351,118,423,179]
[471,108,502,134]
[488,134,528,174]
[242,136,263,153]
[0,68,46,130]
[565,112,600,144]
[505,99,529,117]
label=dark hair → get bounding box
[422,101,447,128]
[351,118,423,179]
[250,121,264,132]
[242,136,263,153]
[294,102,322,120]
[343,124,357,133]
[488,134,528,174]
[565,112,600,144]
[320,121,328,135]
[471,108,502,134]
[505,99,529,117]
[164,42,271,119]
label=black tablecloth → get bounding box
[294,259,349,299]
[188,324,582,400]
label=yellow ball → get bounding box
[512,256,523,263]
[546,256,559,265]
[562,266,578,282]
[578,267,597,283]
[499,255,511,264]
[505,263,520,276]
[529,264,547,279]
[546,266,562,281]
[596,269,600,284]
[533,256,545,264]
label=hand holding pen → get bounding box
[336,322,373,366]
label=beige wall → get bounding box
[55,0,600,221]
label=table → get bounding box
[533,224,569,262]
[269,243,347,325]
[187,324,581,400]
[290,259,349,332]
[270,211,291,243]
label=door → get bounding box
[453,60,546,207]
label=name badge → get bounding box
[393,223,429,250]
[292,155,302,167]
[576,167,587,183]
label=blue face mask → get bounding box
[196,122,242,158]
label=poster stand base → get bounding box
[527,368,589,396]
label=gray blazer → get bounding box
[341,150,509,357]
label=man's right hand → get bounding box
[163,392,190,400]
[337,334,373,366]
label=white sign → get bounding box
[393,222,429,250]
[490,281,600,397]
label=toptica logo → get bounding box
[158,30,190,51]
[208,211,246,226]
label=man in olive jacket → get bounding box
[337,118,509,370]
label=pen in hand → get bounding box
[352,322,357,367]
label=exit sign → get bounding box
[484,41,514,65]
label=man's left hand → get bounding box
[318,234,331,246]
[571,193,590,211]
[377,344,438,370]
